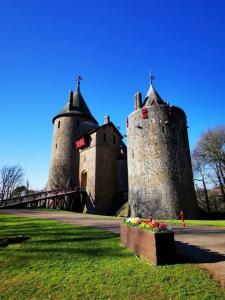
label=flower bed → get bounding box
[120,218,175,265]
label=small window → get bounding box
[77,120,80,127]
[103,133,106,142]
[58,121,60,129]
[113,135,116,144]
[162,126,165,133]
[56,143,57,148]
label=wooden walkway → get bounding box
[0,187,86,209]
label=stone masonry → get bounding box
[47,81,98,190]
[47,75,197,218]
[79,122,126,213]
[47,77,128,214]
[127,81,197,219]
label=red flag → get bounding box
[142,108,148,119]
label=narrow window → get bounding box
[103,133,106,142]
[162,126,165,133]
[56,143,57,148]
[113,135,116,144]
[58,121,60,129]
[77,120,80,127]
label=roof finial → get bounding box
[76,74,82,90]
[149,71,155,85]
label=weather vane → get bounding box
[149,71,155,84]
[76,74,83,88]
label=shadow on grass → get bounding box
[0,218,127,260]
[12,246,131,258]
[4,215,225,266]
[29,235,118,244]
[0,225,119,238]
[2,237,132,261]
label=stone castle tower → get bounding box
[126,79,197,219]
[48,76,98,189]
[47,76,128,214]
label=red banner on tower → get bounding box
[75,137,88,149]
[142,108,148,119]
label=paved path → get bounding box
[1,209,225,287]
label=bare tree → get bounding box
[192,149,211,213]
[192,125,225,209]
[48,165,72,190]
[197,126,225,184]
[0,165,24,200]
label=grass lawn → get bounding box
[25,208,225,225]
[160,220,225,227]
[0,215,225,300]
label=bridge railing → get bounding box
[0,186,87,207]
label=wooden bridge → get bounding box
[0,187,87,211]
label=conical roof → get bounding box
[52,77,98,124]
[143,83,165,107]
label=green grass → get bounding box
[25,207,121,219]
[20,208,225,224]
[0,215,224,300]
[160,220,225,227]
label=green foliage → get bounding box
[124,218,169,232]
[0,215,224,300]
[159,220,225,227]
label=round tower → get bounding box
[47,76,98,190]
[127,79,197,219]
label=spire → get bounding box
[53,75,98,124]
[143,74,165,107]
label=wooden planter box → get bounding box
[120,224,175,265]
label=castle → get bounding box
[47,76,128,215]
[48,75,197,219]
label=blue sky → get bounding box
[0,0,224,189]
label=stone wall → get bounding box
[117,158,128,193]
[79,123,127,214]
[127,104,197,219]
[47,115,97,190]
[47,105,128,214]
[79,132,97,212]
[95,124,122,214]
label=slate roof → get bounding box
[143,83,166,107]
[52,85,98,124]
